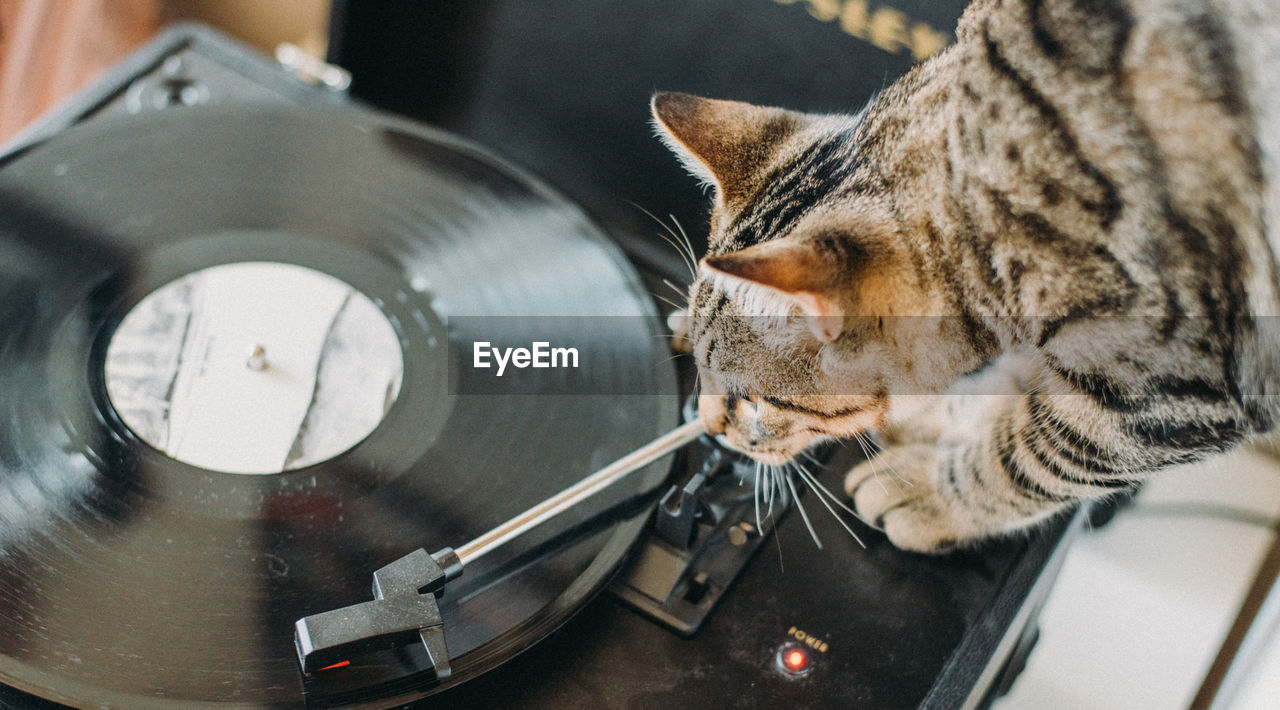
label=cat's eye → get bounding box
[724,391,758,412]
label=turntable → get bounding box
[0,16,1077,710]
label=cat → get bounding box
[651,0,1280,553]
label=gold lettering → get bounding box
[806,0,841,22]
[867,7,910,54]
[777,0,953,62]
[838,0,870,39]
[785,627,832,653]
[910,22,949,60]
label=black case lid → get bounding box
[327,0,968,259]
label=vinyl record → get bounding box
[0,107,679,708]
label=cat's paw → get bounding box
[847,358,1038,552]
[843,444,977,554]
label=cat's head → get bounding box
[652,92,986,463]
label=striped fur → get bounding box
[652,0,1280,552]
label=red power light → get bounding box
[785,649,809,671]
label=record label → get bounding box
[103,261,404,474]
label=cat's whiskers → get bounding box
[655,230,697,279]
[849,431,889,494]
[792,460,862,519]
[629,202,698,278]
[782,465,823,549]
[775,464,785,505]
[651,291,686,313]
[738,444,872,548]
[654,353,688,367]
[767,464,787,521]
[753,460,763,531]
[658,278,692,315]
[788,461,867,546]
[667,214,698,268]
[799,449,824,468]
[853,430,912,489]
[764,464,776,520]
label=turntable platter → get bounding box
[0,108,678,707]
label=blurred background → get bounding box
[0,0,329,143]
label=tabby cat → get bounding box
[652,0,1280,552]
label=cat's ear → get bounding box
[701,235,851,343]
[651,92,801,205]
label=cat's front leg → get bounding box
[842,393,1069,553]
[843,358,1158,553]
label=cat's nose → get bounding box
[697,393,729,435]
